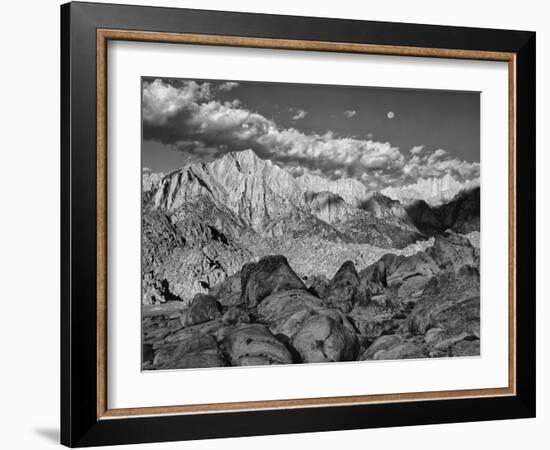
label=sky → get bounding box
[142,77,480,190]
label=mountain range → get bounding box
[142,149,479,304]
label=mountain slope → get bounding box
[297,172,370,207]
[143,150,434,303]
[151,150,421,245]
[405,187,480,235]
[153,149,303,230]
[142,197,254,305]
[435,186,480,234]
[382,174,477,207]
[142,172,165,193]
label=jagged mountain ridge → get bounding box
[153,150,304,231]
[143,149,480,304]
[151,149,421,245]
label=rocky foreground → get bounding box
[143,229,480,369]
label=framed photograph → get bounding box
[61,1,536,447]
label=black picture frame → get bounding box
[61,2,536,447]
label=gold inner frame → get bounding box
[96,29,517,420]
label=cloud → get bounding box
[344,110,356,118]
[142,79,213,126]
[142,79,479,189]
[218,81,239,91]
[142,167,152,173]
[410,145,424,155]
[427,148,448,164]
[290,108,307,120]
[403,148,479,182]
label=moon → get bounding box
[387,111,395,119]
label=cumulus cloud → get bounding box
[290,108,307,120]
[142,79,479,189]
[344,110,357,118]
[218,81,239,91]
[403,148,479,182]
[427,148,448,164]
[142,80,213,126]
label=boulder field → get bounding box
[143,229,480,369]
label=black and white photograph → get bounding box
[141,77,481,370]
[0,0,542,447]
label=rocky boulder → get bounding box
[426,230,478,271]
[347,302,402,347]
[386,252,439,288]
[291,314,357,363]
[422,297,480,350]
[184,294,222,326]
[358,251,432,302]
[369,341,427,360]
[158,318,225,347]
[358,231,478,304]
[257,289,358,363]
[408,265,480,334]
[209,272,242,307]
[360,335,403,360]
[386,252,439,302]
[465,231,480,249]
[241,255,307,307]
[222,306,250,326]
[153,333,225,369]
[448,338,480,357]
[358,253,401,297]
[324,261,363,313]
[407,265,480,355]
[142,302,187,345]
[221,324,293,366]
